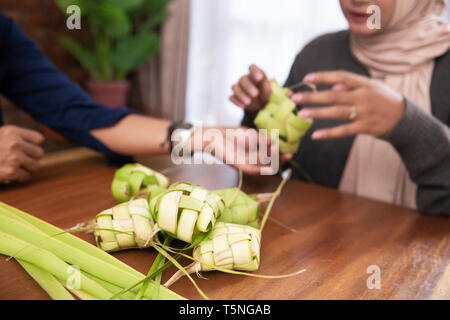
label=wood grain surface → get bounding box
[0,151,449,300]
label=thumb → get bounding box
[249,64,267,83]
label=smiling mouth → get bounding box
[348,10,371,23]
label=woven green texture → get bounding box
[95,198,154,252]
[193,222,261,272]
[214,188,260,228]
[150,183,225,243]
[254,81,313,154]
[111,163,170,203]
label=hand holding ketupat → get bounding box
[231,66,406,141]
[230,64,314,154]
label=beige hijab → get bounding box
[340,0,450,208]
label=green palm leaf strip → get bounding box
[17,260,75,300]
[254,80,314,154]
[0,202,184,300]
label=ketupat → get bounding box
[150,183,225,243]
[213,188,274,228]
[254,80,313,154]
[164,222,261,287]
[94,198,154,252]
[164,170,294,287]
[194,223,261,272]
[91,183,225,252]
[94,187,269,252]
[111,163,170,203]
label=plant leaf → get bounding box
[140,0,172,14]
[59,37,97,73]
[105,0,145,12]
[139,9,169,33]
[111,32,160,78]
[89,2,131,38]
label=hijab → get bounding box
[339,0,450,208]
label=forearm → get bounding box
[91,114,171,156]
[382,101,450,215]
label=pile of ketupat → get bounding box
[88,163,305,300]
[0,82,310,300]
[0,162,303,300]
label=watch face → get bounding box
[171,127,194,147]
[178,129,192,141]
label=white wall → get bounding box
[186,0,348,126]
[186,0,450,126]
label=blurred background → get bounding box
[1,0,449,153]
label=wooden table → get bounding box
[0,150,449,300]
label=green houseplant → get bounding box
[55,0,172,108]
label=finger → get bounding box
[239,76,259,98]
[229,95,245,108]
[232,84,252,106]
[332,83,350,91]
[235,164,275,176]
[280,153,293,164]
[304,71,369,89]
[233,127,272,155]
[256,130,272,147]
[259,77,272,103]
[21,141,45,159]
[312,123,362,140]
[11,168,31,183]
[249,64,267,83]
[292,90,354,105]
[18,153,40,172]
[17,128,45,144]
[299,105,352,120]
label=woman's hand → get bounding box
[0,125,45,184]
[229,64,272,112]
[293,71,406,140]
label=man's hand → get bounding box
[186,126,292,175]
[230,64,272,112]
[0,125,45,184]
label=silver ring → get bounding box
[348,106,357,121]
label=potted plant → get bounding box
[55,0,171,108]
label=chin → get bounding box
[349,23,383,36]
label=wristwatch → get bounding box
[163,120,194,153]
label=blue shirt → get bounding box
[0,13,135,165]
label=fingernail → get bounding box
[305,73,315,82]
[243,96,250,105]
[293,93,303,103]
[255,72,263,81]
[333,84,345,91]
[312,131,322,140]
[299,109,310,118]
